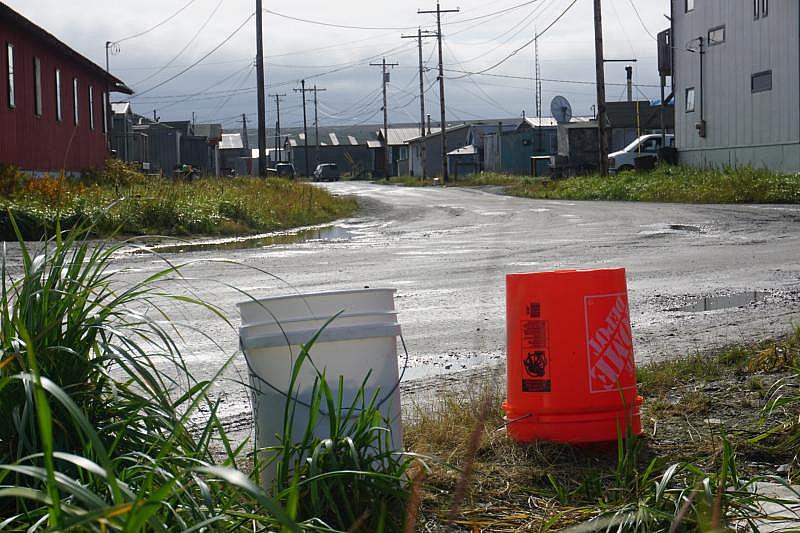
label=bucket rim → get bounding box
[240,310,398,324]
[506,267,626,278]
[236,287,398,309]
[241,323,402,350]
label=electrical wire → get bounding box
[133,12,255,97]
[626,0,657,40]
[446,0,579,80]
[443,68,662,88]
[263,8,418,31]
[132,0,225,87]
[114,0,201,44]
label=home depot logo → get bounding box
[585,293,635,393]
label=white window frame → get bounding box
[6,43,14,109]
[72,77,79,125]
[55,68,62,121]
[708,26,726,46]
[685,87,696,113]
[686,0,694,13]
[88,85,95,130]
[102,91,108,133]
[33,57,42,116]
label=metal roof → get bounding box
[111,102,131,115]
[193,123,223,141]
[448,145,478,156]
[328,133,340,145]
[220,133,243,150]
[406,124,469,144]
[366,140,382,148]
[520,117,559,128]
[378,127,424,146]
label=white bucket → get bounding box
[238,289,404,491]
[238,288,397,326]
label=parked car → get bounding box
[608,134,675,172]
[313,163,340,181]
[267,162,296,179]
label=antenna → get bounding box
[550,95,572,124]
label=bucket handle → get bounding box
[241,332,410,416]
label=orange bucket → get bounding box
[502,268,642,443]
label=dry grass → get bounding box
[403,331,800,531]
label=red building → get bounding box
[0,3,132,173]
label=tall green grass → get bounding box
[391,166,800,204]
[0,216,415,530]
[0,161,358,240]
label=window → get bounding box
[33,57,42,116]
[88,85,95,130]
[72,78,79,125]
[6,43,14,108]
[641,138,660,153]
[752,70,772,93]
[685,0,694,12]
[685,87,696,112]
[55,68,62,121]
[102,91,108,133]
[708,26,725,45]
[756,0,768,18]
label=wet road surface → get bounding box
[18,183,800,434]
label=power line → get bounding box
[134,13,255,97]
[114,0,201,44]
[442,68,662,88]
[446,0,579,80]
[626,0,657,40]
[264,9,417,31]
[132,0,225,87]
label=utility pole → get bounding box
[294,80,309,177]
[255,0,267,177]
[268,93,285,161]
[419,2,459,182]
[241,113,249,149]
[370,58,398,178]
[402,28,436,179]
[313,85,327,167]
[534,33,542,152]
[293,82,326,176]
[593,0,609,176]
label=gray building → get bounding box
[672,0,800,171]
[407,125,470,178]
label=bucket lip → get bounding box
[240,310,399,329]
[507,267,626,278]
[241,322,401,350]
[236,288,398,309]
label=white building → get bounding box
[672,0,800,171]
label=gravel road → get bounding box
[10,183,799,437]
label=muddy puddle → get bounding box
[672,291,767,313]
[126,226,352,254]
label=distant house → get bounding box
[220,133,250,176]
[407,124,470,178]
[0,2,133,173]
[671,0,800,170]
[284,128,374,178]
[374,127,419,177]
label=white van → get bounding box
[608,134,674,172]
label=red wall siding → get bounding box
[0,23,110,173]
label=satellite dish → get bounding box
[550,95,573,124]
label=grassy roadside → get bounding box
[405,330,800,531]
[386,165,800,203]
[0,161,359,240]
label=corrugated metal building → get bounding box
[0,2,132,173]
[672,0,800,170]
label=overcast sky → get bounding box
[6,0,671,130]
